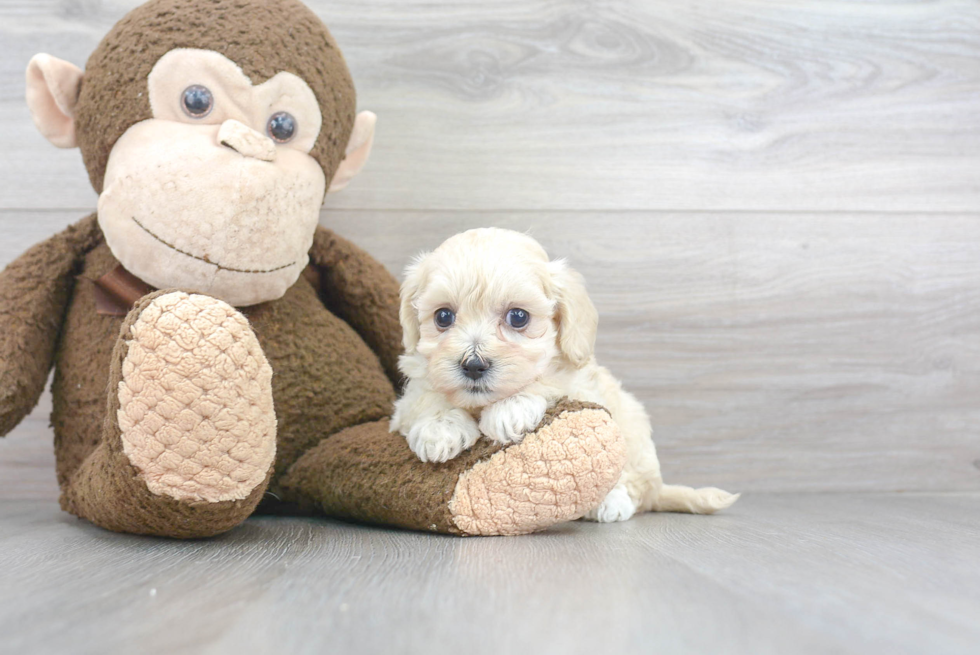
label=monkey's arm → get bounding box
[308,226,403,387]
[0,214,101,437]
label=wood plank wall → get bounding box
[2,0,979,497]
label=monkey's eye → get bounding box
[181,85,214,118]
[506,308,530,329]
[434,308,455,329]
[267,112,297,143]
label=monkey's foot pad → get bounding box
[449,404,627,536]
[116,292,276,503]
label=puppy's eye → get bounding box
[181,85,214,118]
[434,308,455,329]
[506,308,530,329]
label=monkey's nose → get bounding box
[217,119,277,162]
[461,357,491,381]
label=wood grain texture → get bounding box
[3,209,979,496]
[1,0,978,211]
[1,493,978,655]
[324,210,980,493]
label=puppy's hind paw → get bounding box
[582,484,637,523]
[407,410,481,463]
[479,394,548,445]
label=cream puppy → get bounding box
[391,228,739,522]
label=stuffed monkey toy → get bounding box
[1,0,627,538]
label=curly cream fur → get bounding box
[392,228,739,520]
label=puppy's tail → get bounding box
[649,484,740,514]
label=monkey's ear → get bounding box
[549,259,598,368]
[328,111,376,193]
[26,54,84,149]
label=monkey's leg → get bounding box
[279,401,627,536]
[61,291,276,538]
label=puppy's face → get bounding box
[400,228,598,409]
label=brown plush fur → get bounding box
[281,400,608,534]
[61,289,271,538]
[75,0,356,193]
[282,420,504,534]
[308,228,404,387]
[50,220,399,524]
[0,215,102,438]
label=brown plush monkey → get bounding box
[1,0,626,538]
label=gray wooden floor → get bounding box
[2,493,979,655]
[3,0,980,653]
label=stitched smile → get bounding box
[131,216,299,274]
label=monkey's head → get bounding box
[25,0,375,306]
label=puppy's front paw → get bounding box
[406,410,481,463]
[479,394,548,445]
[583,485,637,523]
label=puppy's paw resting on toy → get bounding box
[391,386,482,463]
[404,408,480,463]
[478,393,548,446]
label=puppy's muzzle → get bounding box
[461,356,491,381]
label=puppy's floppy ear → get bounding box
[548,259,598,368]
[399,253,429,354]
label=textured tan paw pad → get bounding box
[449,408,626,536]
[117,292,276,503]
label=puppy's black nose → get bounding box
[461,357,491,381]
